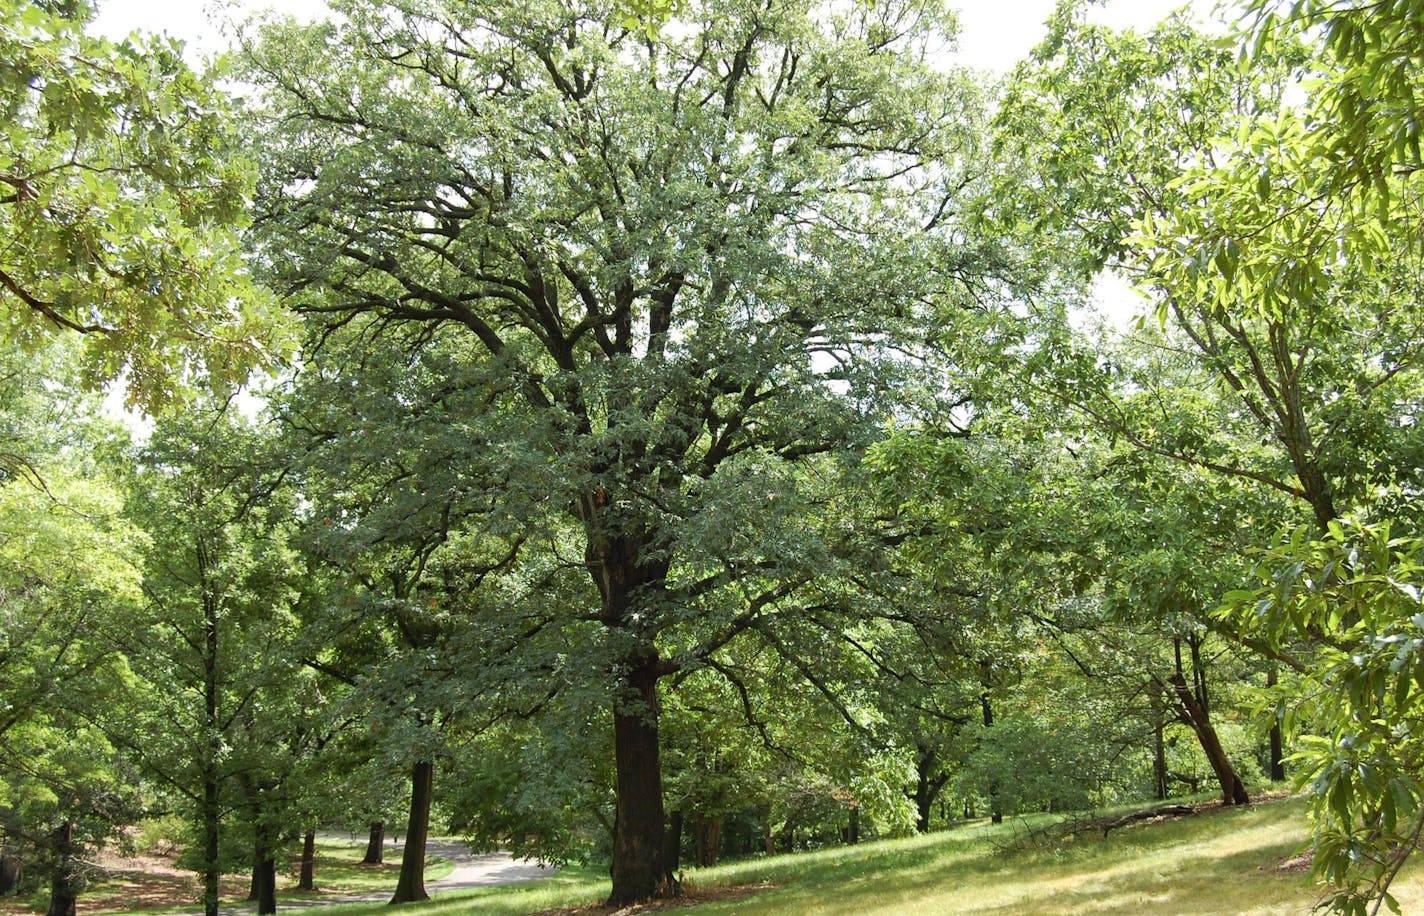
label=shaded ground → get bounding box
[0,836,555,915]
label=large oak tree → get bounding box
[243,0,988,901]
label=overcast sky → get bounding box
[92,0,1224,73]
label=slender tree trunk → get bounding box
[982,693,1002,824]
[1191,710,1250,805]
[1168,642,1249,806]
[202,769,220,916]
[362,822,385,865]
[1267,667,1285,781]
[847,806,860,846]
[390,760,433,904]
[44,822,76,916]
[1153,707,1169,801]
[199,542,222,916]
[298,830,316,891]
[607,653,672,905]
[763,809,774,855]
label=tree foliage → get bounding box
[0,0,284,408]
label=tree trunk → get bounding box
[255,838,277,915]
[362,822,385,865]
[607,654,673,905]
[1267,666,1285,781]
[44,823,77,916]
[693,816,722,866]
[1168,664,1249,806]
[982,692,1002,824]
[847,806,860,846]
[200,545,222,916]
[914,745,950,834]
[298,830,316,891]
[1152,694,1169,801]
[665,811,683,873]
[390,760,433,904]
[202,768,220,916]
[0,848,21,896]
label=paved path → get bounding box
[175,836,556,914]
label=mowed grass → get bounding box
[299,796,1424,915]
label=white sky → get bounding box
[92,0,1224,72]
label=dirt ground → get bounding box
[0,847,321,915]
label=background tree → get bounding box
[113,403,300,916]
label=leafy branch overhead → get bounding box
[0,0,288,409]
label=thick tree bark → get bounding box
[390,760,433,905]
[607,654,673,905]
[44,823,77,916]
[298,830,316,891]
[0,847,21,896]
[254,832,277,916]
[362,822,385,865]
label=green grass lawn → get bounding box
[296,796,1424,915]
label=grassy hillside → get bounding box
[281,797,1424,915]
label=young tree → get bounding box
[244,0,989,902]
[116,403,301,916]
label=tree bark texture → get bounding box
[607,654,673,905]
[0,848,21,896]
[255,839,277,916]
[693,816,722,867]
[362,822,385,865]
[390,760,433,904]
[298,830,316,891]
[44,822,77,916]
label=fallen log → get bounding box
[1101,804,1197,837]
